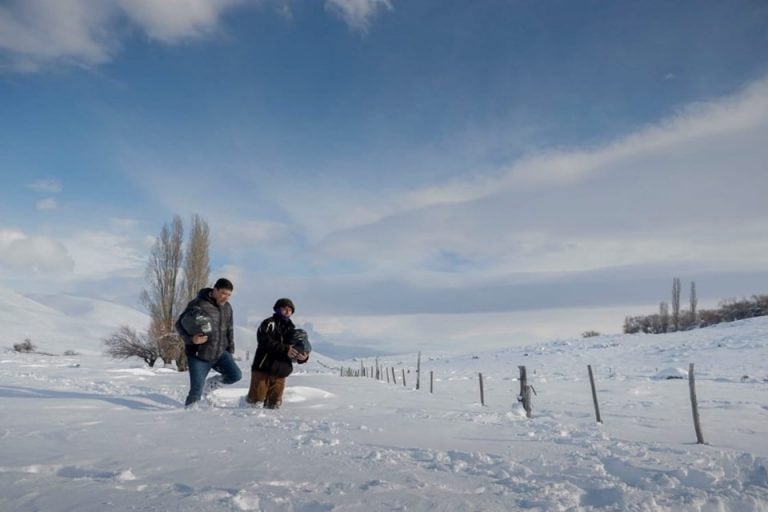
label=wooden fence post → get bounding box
[587,365,602,424]
[479,372,485,406]
[416,351,421,390]
[518,366,534,418]
[402,368,407,387]
[430,370,434,394]
[391,367,397,385]
[689,363,705,444]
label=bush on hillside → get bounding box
[13,338,36,353]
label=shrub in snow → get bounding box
[103,325,160,367]
[13,338,35,353]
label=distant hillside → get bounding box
[1,289,346,365]
[0,289,151,355]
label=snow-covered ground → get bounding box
[1,297,767,511]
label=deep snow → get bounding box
[1,293,767,511]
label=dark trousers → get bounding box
[185,351,242,406]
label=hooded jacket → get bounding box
[251,313,296,378]
[175,288,234,362]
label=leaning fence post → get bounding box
[402,368,407,387]
[518,366,535,418]
[689,363,705,444]
[416,351,421,390]
[587,365,602,424]
[479,372,485,406]
[391,367,397,385]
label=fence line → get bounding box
[338,358,710,445]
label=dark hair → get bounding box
[273,297,295,313]
[213,278,234,291]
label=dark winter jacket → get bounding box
[251,314,297,378]
[175,288,234,363]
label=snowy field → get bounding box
[1,307,768,511]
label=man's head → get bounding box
[273,297,295,317]
[212,278,234,305]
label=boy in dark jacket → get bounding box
[245,298,309,409]
[175,278,242,407]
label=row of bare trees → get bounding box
[104,214,210,371]
[624,278,701,334]
[624,278,767,334]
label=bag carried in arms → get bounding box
[181,309,213,337]
[290,328,312,361]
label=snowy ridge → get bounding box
[1,304,767,510]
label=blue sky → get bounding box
[1,0,768,353]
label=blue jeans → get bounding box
[185,351,242,406]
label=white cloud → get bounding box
[0,0,114,70]
[27,178,63,194]
[217,219,295,245]
[0,230,74,275]
[0,227,145,282]
[36,198,57,210]
[325,0,392,32]
[109,217,139,231]
[0,0,244,71]
[116,0,244,43]
[65,231,147,279]
[301,75,768,277]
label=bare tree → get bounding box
[182,214,210,304]
[671,277,681,332]
[659,301,669,333]
[174,214,211,372]
[103,325,160,367]
[141,216,185,370]
[689,281,698,327]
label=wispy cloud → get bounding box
[0,0,394,72]
[65,230,147,279]
[36,198,57,211]
[27,178,62,194]
[0,0,244,72]
[325,0,392,32]
[301,74,768,279]
[116,0,244,42]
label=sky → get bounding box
[1,0,768,353]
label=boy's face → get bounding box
[278,306,293,317]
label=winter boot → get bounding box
[202,375,224,401]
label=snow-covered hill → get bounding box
[1,290,264,359]
[1,295,767,511]
[0,289,150,355]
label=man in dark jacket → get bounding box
[245,298,309,409]
[175,278,242,407]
